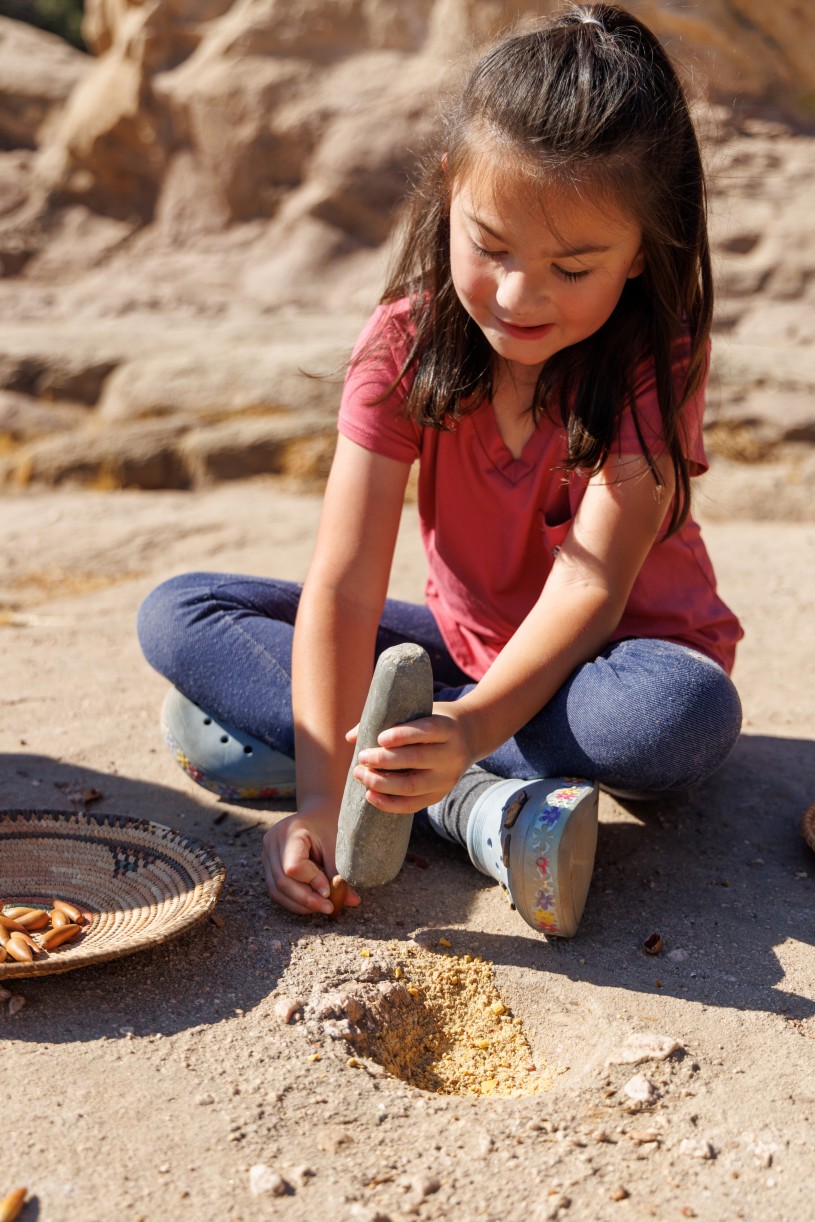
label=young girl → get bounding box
[138,4,743,937]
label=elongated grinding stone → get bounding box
[335,643,434,887]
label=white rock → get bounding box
[623,1073,658,1102]
[7,994,25,1016]
[249,1164,287,1197]
[606,1033,682,1066]
[667,948,690,962]
[679,1138,716,1160]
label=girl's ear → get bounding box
[627,247,646,279]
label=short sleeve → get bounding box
[615,335,710,476]
[337,301,422,464]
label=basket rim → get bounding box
[0,807,227,980]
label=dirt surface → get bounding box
[1,480,813,1222]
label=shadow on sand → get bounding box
[2,730,813,1050]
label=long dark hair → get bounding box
[366,3,712,534]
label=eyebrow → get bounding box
[466,212,611,258]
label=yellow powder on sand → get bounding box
[354,945,553,1098]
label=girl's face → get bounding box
[449,165,645,380]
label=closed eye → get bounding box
[470,240,505,260]
[554,265,591,282]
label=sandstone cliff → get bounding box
[0,1,813,504]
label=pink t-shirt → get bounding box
[338,299,743,679]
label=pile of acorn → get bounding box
[0,900,85,963]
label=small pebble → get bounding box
[249,1164,287,1197]
[667,948,689,962]
[0,987,12,1002]
[610,1186,630,1201]
[196,1093,215,1106]
[291,1165,316,1187]
[542,1194,571,1219]
[409,1175,440,1199]
[622,1073,657,1103]
[679,1138,715,1160]
[606,1033,682,1067]
[274,995,303,1024]
[8,995,26,1016]
[627,1128,660,1145]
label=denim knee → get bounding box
[571,641,742,792]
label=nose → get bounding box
[494,269,547,318]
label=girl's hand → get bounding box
[262,799,361,916]
[346,701,474,813]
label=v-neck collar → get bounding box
[471,401,549,483]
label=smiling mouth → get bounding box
[495,318,555,341]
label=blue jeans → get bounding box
[137,574,742,794]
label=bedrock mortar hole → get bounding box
[305,944,553,1098]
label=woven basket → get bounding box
[0,809,226,979]
[802,803,815,856]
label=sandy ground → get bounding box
[1,480,814,1222]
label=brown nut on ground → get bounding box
[41,924,81,949]
[643,932,664,955]
[327,875,348,918]
[0,1187,28,1222]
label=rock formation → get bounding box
[0,1,813,500]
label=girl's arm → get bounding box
[262,435,411,914]
[353,450,676,809]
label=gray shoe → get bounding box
[466,776,598,937]
[161,688,296,800]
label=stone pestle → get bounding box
[335,643,434,888]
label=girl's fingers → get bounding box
[364,788,441,814]
[281,839,332,898]
[262,848,315,915]
[376,717,449,749]
[263,831,334,915]
[356,744,434,771]
[354,764,429,797]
